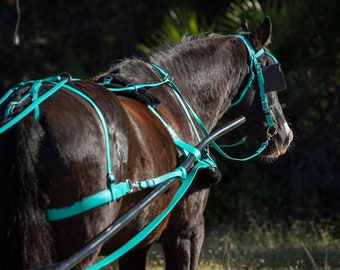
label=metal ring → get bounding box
[58,72,72,81]
[165,75,174,83]
[267,124,278,137]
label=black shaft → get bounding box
[41,116,246,270]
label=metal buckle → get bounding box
[126,179,140,192]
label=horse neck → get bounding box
[149,36,247,131]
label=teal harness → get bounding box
[0,35,284,268]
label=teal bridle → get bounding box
[206,34,285,161]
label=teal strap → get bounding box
[265,51,279,64]
[0,78,69,134]
[209,137,270,162]
[29,79,43,120]
[235,34,256,56]
[85,159,210,270]
[46,180,131,221]
[234,34,275,128]
[147,105,201,159]
[138,166,187,189]
[4,92,31,120]
[46,189,114,221]
[151,63,203,142]
[103,76,172,92]
[255,63,274,128]
[230,68,255,107]
[52,83,114,179]
[46,166,188,221]
[219,137,247,148]
[46,181,133,221]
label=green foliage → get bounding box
[217,0,264,32]
[1,0,339,228]
[138,6,213,53]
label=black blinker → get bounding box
[262,64,287,93]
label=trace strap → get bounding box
[85,159,211,270]
[46,166,189,221]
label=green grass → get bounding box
[146,220,340,270]
[102,219,339,269]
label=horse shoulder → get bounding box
[118,97,178,177]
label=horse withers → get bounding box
[0,17,292,269]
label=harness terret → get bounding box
[0,34,285,269]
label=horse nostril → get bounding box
[283,131,293,147]
[283,136,290,147]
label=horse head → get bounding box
[227,17,293,161]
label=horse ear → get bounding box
[235,20,249,33]
[249,16,272,50]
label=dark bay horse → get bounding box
[0,17,292,269]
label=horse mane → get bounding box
[149,33,227,60]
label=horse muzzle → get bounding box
[265,121,293,159]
